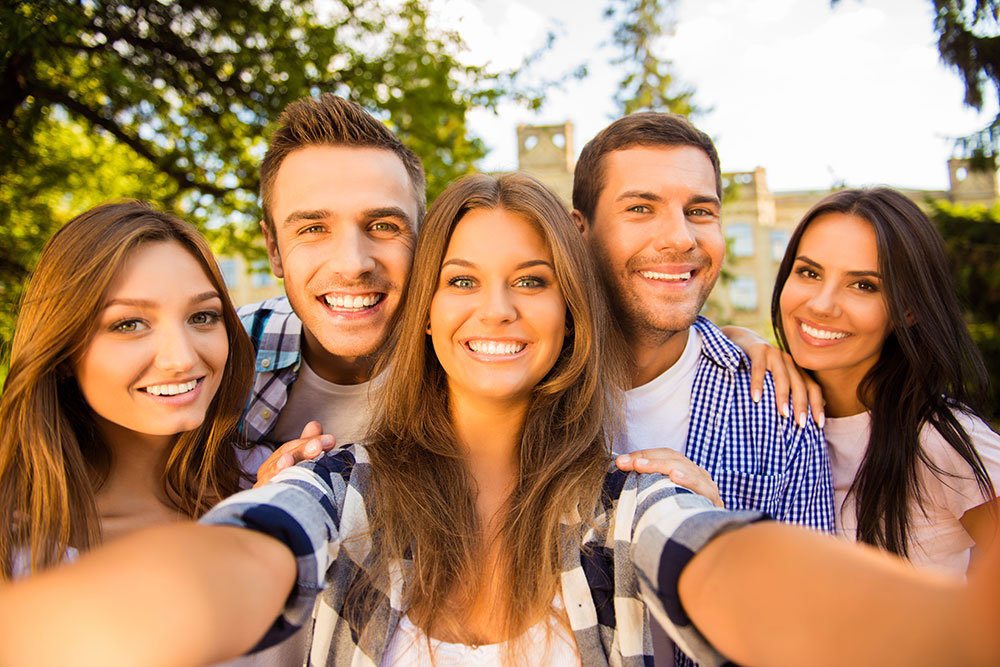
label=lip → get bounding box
[138,377,205,406]
[318,292,387,319]
[461,337,530,362]
[793,317,852,347]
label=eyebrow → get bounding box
[283,206,414,230]
[616,191,721,207]
[441,259,554,271]
[104,291,222,309]
[795,256,881,279]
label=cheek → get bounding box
[697,227,726,263]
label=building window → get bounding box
[249,259,275,288]
[218,259,239,288]
[727,222,754,257]
[729,276,758,311]
[770,229,792,262]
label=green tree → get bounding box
[0,0,540,372]
[604,0,697,116]
[928,199,1000,418]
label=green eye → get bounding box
[448,277,474,288]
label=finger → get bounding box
[785,353,810,428]
[615,454,636,471]
[749,347,770,404]
[805,375,826,428]
[302,435,336,459]
[668,470,724,508]
[275,453,294,473]
[768,349,790,414]
[298,420,323,440]
[628,447,684,464]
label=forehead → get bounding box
[599,145,717,200]
[444,208,550,259]
[799,213,878,266]
[270,145,419,223]
[108,241,213,296]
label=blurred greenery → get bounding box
[929,199,1000,418]
[0,0,546,377]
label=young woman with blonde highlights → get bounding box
[1,179,999,667]
[0,200,256,580]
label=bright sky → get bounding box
[438,0,997,193]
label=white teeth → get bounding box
[640,270,692,281]
[800,322,850,340]
[324,293,381,310]
[144,379,198,396]
[467,340,526,355]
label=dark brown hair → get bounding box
[364,172,628,648]
[0,200,255,579]
[259,93,426,232]
[771,187,995,557]
[572,112,722,222]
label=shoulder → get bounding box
[693,316,750,373]
[238,296,297,327]
[921,409,1000,475]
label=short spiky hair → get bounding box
[259,94,426,232]
[572,112,722,222]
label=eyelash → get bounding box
[190,311,223,325]
[107,311,222,333]
[445,276,549,289]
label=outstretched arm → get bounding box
[0,523,295,667]
[679,521,1000,666]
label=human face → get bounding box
[779,212,892,396]
[430,208,566,409]
[73,241,229,445]
[263,145,418,382]
[578,145,725,340]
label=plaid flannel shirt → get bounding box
[201,444,764,667]
[238,297,303,443]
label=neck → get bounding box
[627,326,690,388]
[301,327,376,385]
[814,367,869,418]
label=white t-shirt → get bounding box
[617,327,702,455]
[825,410,1000,575]
[270,359,381,446]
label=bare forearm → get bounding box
[680,522,999,667]
[0,523,295,666]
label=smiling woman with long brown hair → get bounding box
[0,200,255,580]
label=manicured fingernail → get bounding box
[635,457,649,466]
[780,403,790,419]
[797,412,806,428]
[752,389,761,403]
[818,413,826,429]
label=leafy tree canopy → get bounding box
[604,0,697,116]
[0,0,542,370]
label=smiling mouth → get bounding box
[639,269,693,282]
[322,293,385,312]
[140,379,200,396]
[800,321,850,340]
[466,340,527,356]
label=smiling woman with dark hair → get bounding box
[1,179,999,667]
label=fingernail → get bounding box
[635,457,649,466]
[818,413,826,429]
[752,389,761,403]
[277,454,293,470]
[319,434,335,447]
[780,403,789,419]
[797,412,806,428]
[616,454,631,465]
[307,440,323,456]
[672,470,685,480]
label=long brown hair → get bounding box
[0,200,255,579]
[364,173,628,645]
[772,188,995,556]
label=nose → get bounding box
[806,282,841,318]
[651,208,697,253]
[478,282,517,326]
[328,225,377,279]
[154,324,198,373]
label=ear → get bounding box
[903,309,916,326]
[571,209,589,237]
[260,220,284,279]
[426,321,432,335]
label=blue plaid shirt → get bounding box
[201,444,765,666]
[238,297,304,443]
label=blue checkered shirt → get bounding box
[238,297,304,443]
[201,444,765,667]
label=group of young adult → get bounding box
[1,93,998,666]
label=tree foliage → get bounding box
[604,0,697,116]
[929,199,1000,417]
[0,0,540,370]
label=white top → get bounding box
[381,599,581,667]
[825,410,1000,575]
[271,359,381,446]
[617,327,702,455]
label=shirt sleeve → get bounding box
[627,472,767,667]
[777,414,836,532]
[199,447,360,651]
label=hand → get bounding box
[720,325,826,428]
[616,448,724,508]
[253,421,336,488]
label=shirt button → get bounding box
[260,409,272,420]
[261,358,271,369]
